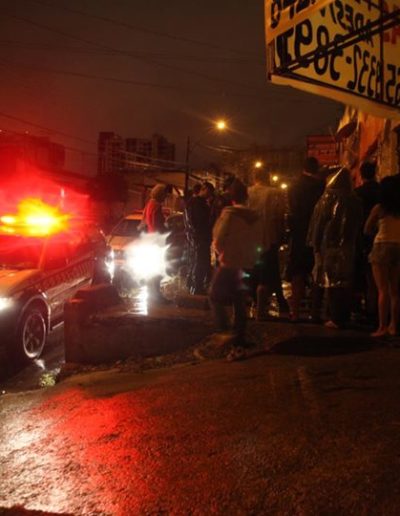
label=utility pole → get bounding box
[185,136,191,199]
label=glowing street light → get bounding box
[280,183,288,190]
[272,175,279,183]
[254,161,263,169]
[215,119,227,131]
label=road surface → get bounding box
[1,339,400,515]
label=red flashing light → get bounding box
[0,198,70,237]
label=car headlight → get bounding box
[0,298,13,311]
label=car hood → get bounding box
[107,235,137,251]
[0,269,40,298]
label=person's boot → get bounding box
[256,285,269,321]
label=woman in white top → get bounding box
[365,175,400,337]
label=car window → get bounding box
[112,219,140,237]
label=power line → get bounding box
[0,40,264,64]
[1,11,263,94]
[0,110,95,145]
[0,57,268,99]
[23,0,258,57]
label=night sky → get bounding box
[0,0,342,174]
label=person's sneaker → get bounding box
[226,346,247,362]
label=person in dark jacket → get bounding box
[308,168,363,328]
[287,157,325,321]
[184,183,202,291]
[354,161,380,322]
[185,181,215,294]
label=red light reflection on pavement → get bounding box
[2,388,155,514]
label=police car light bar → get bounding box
[0,198,70,237]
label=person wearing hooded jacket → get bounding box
[210,179,261,360]
[308,168,363,328]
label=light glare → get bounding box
[125,233,169,281]
[0,298,12,311]
[216,120,227,131]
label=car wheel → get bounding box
[16,308,47,363]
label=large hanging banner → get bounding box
[265,0,400,120]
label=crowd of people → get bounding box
[143,157,400,358]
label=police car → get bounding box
[0,226,109,363]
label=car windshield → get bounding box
[112,219,141,238]
[0,236,43,269]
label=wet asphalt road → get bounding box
[1,340,400,515]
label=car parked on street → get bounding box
[107,212,187,292]
[0,226,110,364]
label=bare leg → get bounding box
[371,264,390,336]
[388,264,400,336]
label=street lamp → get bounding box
[185,120,228,197]
[216,119,227,131]
[254,161,263,169]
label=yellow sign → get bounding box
[265,0,334,44]
[266,0,400,119]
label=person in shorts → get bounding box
[365,175,400,337]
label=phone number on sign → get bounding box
[275,21,400,107]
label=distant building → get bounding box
[98,131,124,175]
[98,132,176,174]
[0,132,65,176]
[0,131,90,192]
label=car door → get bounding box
[40,238,71,321]
[66,231,96,298]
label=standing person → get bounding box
[354,161,381,322]
[248,167,289,320]
[287,157,325,321]
[142,184,168,234]
[209,174,235,227]
[308,168,363,328]
[365,175,400,337]
[210,179,260,360]
[142,184,169,303]
[185,181,215,294]
[184,183,202,291]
